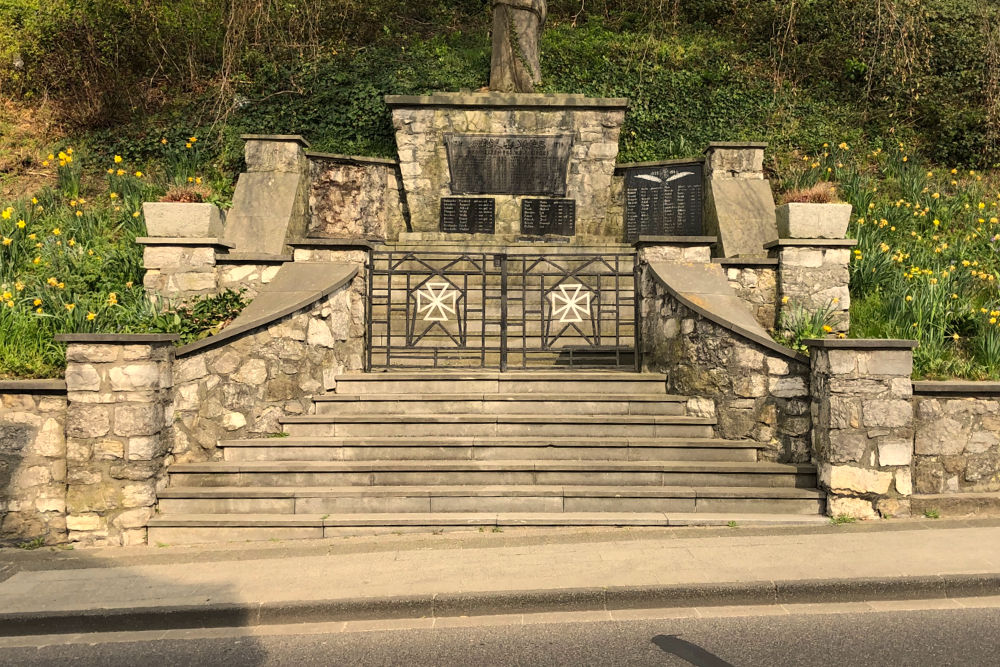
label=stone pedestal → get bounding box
[634,236,716,264]
[139,237,234,301]
[806,339,917,519]
[56,334,178,545]
[385,93,628,240]
[767,239,854,333]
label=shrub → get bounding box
[781,181,839,204]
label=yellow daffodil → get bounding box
[86,312,96,321]
[33,298,42,306]
[52,228,60,236]
[65,303,75,311]
[114,155,123,163]
[1,238,10,246]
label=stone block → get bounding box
[66,345,119,363]
[878,440,913,467]
[775,203,852,239]
[67,405,111,438]
[780,248,824,268]
[142,203,224,238]
[174,356,209,384]
[113,507,155,530]
[222,412,247,431]
[245,139,307,173]
[705,178,777,258]
[65,363,102,392]
[827,495,877,520]
[113,404,164,437]
[858,350,913,377]
[109,363,161,392]
[820,463,893,495]
[769,376,807,398]
[232,359,268,385]
[895,467,913,496]
[66,514,104,532]
[862,400,912,428]
[914,418,966,455]
[826,430,868,463]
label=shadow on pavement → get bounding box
[652,633,735,667]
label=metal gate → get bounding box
[367,251,638,371]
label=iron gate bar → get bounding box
[368,250,637,370]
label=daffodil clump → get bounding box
[0,140,219,378]
[780,142,1000,379]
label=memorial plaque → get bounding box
[623,162,704,242]
[445,134,573,196]
[440,197,496,234]
[521,198,576,236]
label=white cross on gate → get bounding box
[549,283,592,323]
[415,282,458,322]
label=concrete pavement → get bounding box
[2,518,1000,635]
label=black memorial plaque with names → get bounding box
[520,198,576,236]
[440,197,496,234]
[623,162,704,242]
[445,134,573,196]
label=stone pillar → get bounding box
[223,135,311,256]
[138,237,234,302]
[702,142,778,258]
[767,239,854,333]
[806,339,917,519]
[634,236,716,265]
[56,334,178,545]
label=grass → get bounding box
[923,508,941,519]
[830,514,858,525]
[776,142,1000,379]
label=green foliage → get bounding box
[923,508,941,519]
[774,300,841,353]
[830,514,857,525]
[154,290,251,345]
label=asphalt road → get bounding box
[1,606,997,666]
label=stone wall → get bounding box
[718,260,778,331]
[170,270,366,463]
[807,340,916,519]
[640,270,812,463]
[308,153,408,241]
[57,335,177,545]
[913,385,1000,494]
[0,383,67,545]
[386,93,627,239]
[215,260,284,300]
[769,240,853,333]
[141,239,234,301]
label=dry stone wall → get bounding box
[0,385,67,544]
[640,272,812,463]
[308,154,407,241]
[913,388,1000,494]
[170,272,366,463]
[771,241,852,333]
[720,262,778,331]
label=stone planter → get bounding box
[143,202,224,238]
[775,202,852,239]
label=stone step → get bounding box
[167,460,816,488]
[157,485,825,515]
[147,512,829,544]
[278,414,716,438]
[220,436,756,463]
[312,393,687,416]
[332,371,667,395]
[368,351,637,371]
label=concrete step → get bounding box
[220,436,757,463]
[312,393,687,416]
[331,371,667,395]
[166,460,816,488]
[278,414,716,438]
[146,511,829,544]
[157,485,825,515]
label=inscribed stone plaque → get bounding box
[439,197,496,234]
[623,162,704,242]
[520,199,576,236]
[445,134,573,196]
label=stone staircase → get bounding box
[148,372,827,544]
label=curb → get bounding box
[2,573,999,637]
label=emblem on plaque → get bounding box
[415,282,458,322]
[548,283,592,323]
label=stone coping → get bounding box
[136,237,236,249]
[615,157,705,172]
[634,236,717,248]
[289,239,376,250]
[802,338,918,350]
[305,151,398,166]
[646,262,808,363]
[764,239,857,249]
[713,258,779,267]
[705,141,768,150]
[912,380,1000,396]
[176,263,359,357]
[0,379,67,394]
[241,134,310,148]
[384,92,630,110]
[54,333,180,343]
[215,252,293,264]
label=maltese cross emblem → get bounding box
[549,283,592,323]
[415,282,458,322]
